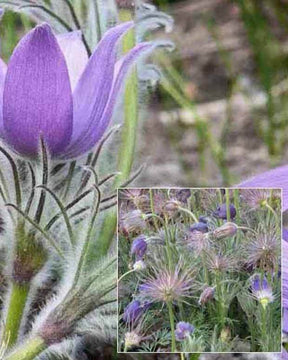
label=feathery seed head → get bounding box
[245,232,279,271]
[139,264,194,303]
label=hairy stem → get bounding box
[167,301,176,352]
[2,282,30,347]
[4,336,45,360]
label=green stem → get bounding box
[2,283,30,347]
[225,189,230,222]
[118,269,135,283]
[178,207,198,223]
[215,271,225,330]
[167,301,176,352]
[260,305,267,351]
[4,336,46,360]
[189,355,200,360]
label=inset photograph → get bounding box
[117,188,282,353]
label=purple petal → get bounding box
[3,24,73,157]
[57,31,88,91]
[238,165,288,210]
[284,239,288,309]
[0,58,7,137]
[61,21,133,158]
[64,41,155,158]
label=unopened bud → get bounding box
[163,200,180,216]
[212,222,237,240]
[220,327,231,342]
[198,286,215,306]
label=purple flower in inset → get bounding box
[251,275,274,308]
[190,222,208,233]
[213,204,236,220]
[175,322,195,341]
[0,22,156,158]
[175,189,191,204]
[199,215,209,223]
[122,300,150,323]
[131,235,147,259]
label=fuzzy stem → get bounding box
[215,271,225,330]
[4,336,45,360]
[167,301,176,352]
[260,305,268,351]
[225,189,230,221]
[180,353,185,360]
[2,282,30,347]
[118,269,135,283]
[178,207,198,223]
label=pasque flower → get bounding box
[131,235,147,259]
[175,321,194,341]
[251,275,274,308]
[0,22,155,158]
[213,204,236,220]
[122,300,150,324]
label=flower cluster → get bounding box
[118,188,281,353]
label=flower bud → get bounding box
[131,235,147,259]
[175,321,195,341]
[213,204,236,220]
[198,286,215,306]
[190,222,208,233]
[163,200,180,216]
[175,189,191,204]
[123,300,150,323]
[220,327,231,342]
[212,222,238,240]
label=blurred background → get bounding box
[1,0,288,188]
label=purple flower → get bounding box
[199,215,208,223]
[251,275,274,307]
[122,300,150,323]
[175,189,191,204]
[0,22,155,158]
[283,237,288,310]
[131,235,147,259]
[213,204,236,220]
[284,308,288,334]
[175,321,195,341]
[189,222,208,233]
